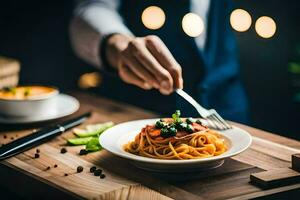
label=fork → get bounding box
[175,89,232,130]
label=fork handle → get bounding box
[175,89,209,117]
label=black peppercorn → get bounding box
[77,166,84,173]
[34,153,40,158]
[36,149,40,153]
[54,164,58,168]
[64,173,68,176]
[46,166,51,170]
[79,149,88,155]
[60,148,67,154]
[90,166,96,173]
[3,135,7,139]
[94,169,102,176]
[100,174,106,179]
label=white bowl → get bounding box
[0,86,59,117]
[100,119,252,173]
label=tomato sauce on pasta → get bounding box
[124,111,227,160]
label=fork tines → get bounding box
[175,89,232,130]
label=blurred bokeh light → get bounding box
[255,16,276,38]
[230,9,252,32]
[182,13,204,37]
[141,6,165,30]
[78,72,102,89]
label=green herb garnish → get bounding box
[177,122,187,130]
[196,119,202,125]
[160,126,177,138]
[24,88,30,97]
[186,117,195,124]
[2,87,16,95]
[172,110,182,124]
[168,127,177,135]
[155,110,197,138]
[155,120,165,129]
[186,124,194,133]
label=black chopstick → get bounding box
[0,112,91,161]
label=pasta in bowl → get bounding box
[124,111,227,160]
[100,111,251,172]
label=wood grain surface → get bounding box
[250,168,300,189]
[0,91,300,200]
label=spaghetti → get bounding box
[124,111,227,160]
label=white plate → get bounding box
[0,94,79,124]
[100,119,252,172]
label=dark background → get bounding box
[0,0,299,140]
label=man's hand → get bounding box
[105,34,183,95]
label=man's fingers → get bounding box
[118,64,152,90]
[145,35,183,89]
[128,38,173,94]
[121,49,159,89]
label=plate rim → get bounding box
[0,94,79,124]
[99,118,252,164]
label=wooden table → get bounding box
[1,91,300,200]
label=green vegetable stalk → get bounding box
[86,137,102,151]
[66,122,114,153]
[73,122,114,137]
[67,137,94,145]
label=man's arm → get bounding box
[70,0,131,67]
[69,0,183,94]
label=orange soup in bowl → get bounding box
[0,86,59,117]
[0,86,57,100]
